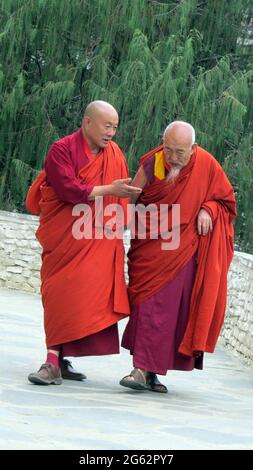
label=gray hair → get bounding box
[163,121,196,145]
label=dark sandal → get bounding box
[147,373,168,393]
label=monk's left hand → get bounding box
[197,208,213,236]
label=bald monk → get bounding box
[120,121,236,393]
[27,101,141,385]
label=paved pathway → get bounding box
[0,287,253,450]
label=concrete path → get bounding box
[0,287,253,450]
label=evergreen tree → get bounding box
[0,0,252,251]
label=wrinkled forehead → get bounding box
[163,128,192,148]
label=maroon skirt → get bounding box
[51,323,119,357]
[121,256,203,375]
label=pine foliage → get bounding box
[0,0,252,251]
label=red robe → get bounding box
[128,145,236,356]
[26,130,130,347]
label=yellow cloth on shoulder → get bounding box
[154,150,166,180]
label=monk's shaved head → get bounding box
[163,121,195,146]
[163,120,197,170]
[84,100,118,120]
[82,100,119,153]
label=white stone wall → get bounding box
[220,252,253,367]
[0,210,41,293]
[0,210,252,365]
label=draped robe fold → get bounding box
[26,134,130,348]
[127,145,236,357]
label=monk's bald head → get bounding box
[163,121,195,146]
[82,100,119,153]
[84,100,118,121]
[163,121,197,169]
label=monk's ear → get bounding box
[83,115,91,127]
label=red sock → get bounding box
[46,352,59,369]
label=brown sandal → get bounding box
[120,368,168,393]
[120,368,150,390]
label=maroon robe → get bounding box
[43,129,120,356]
[44,129,94,204]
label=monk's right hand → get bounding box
[111,178,142,198]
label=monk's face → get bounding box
[83,108,119,150]
[163,128,196,169]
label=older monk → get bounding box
[120,121,236,393]
[26,100,141,385]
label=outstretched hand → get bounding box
[111,178,142,198]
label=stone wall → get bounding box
[220,251,253,366]
[0,210,252,365]
[0,210,41,293]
